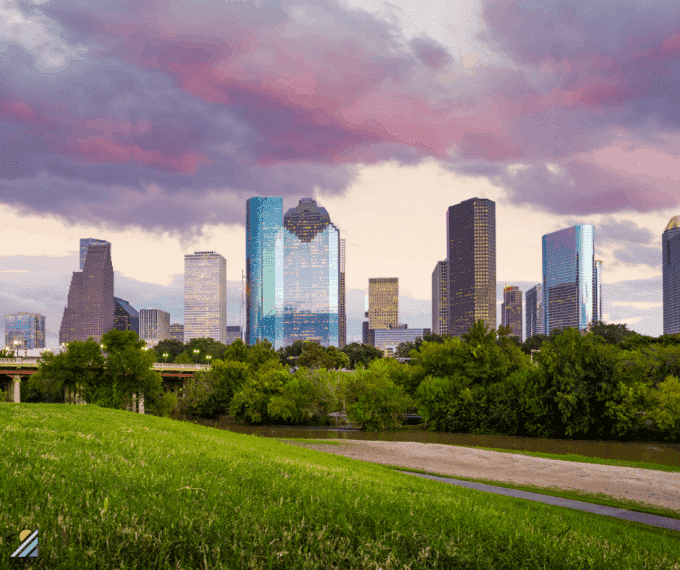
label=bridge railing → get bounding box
[0,359,211,371]
[0,358,40,365]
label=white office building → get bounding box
[184,251,227,343]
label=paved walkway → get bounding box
[396,470,680,532]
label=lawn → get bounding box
[2,403,680,569]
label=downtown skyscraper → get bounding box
[525,284,544,339]
[446,198,496,337]
[542,224,601,334]
[184,251,227,343]
[5,312,45,350]
[59,240,114,343]
[501,286,522,340]
[245,196,345,349]
[663,216,680,334]
[432,260,448,336]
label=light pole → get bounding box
[13,340,20,359]
[163,352,169,364]
[206,355,212,366]
[193,349,199,364]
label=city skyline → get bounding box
[0,0,674,344]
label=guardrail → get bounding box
[0,358,211,371]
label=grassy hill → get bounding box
[2,403,679,569]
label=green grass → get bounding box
[2,404,680,570]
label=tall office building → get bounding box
[542,224,600,334]
[525,284,544,339]
[80,238,109,271]
[60,240,114,343]
[663,217,680,334]
[246,197,284,348]
[368,278,398,330]
[5,312,45,349]
[114,298,139,335]
[432,260,448,336]
[139,309,171,342]
[282,198,340,347]
[339,238,346,348]
[184,251,227,343]
[170,323,184,343]
[594,260,603,325]
[501,286,522,339]
[447,198,496,337]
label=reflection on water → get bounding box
[181,416,680,469]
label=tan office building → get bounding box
[368,278,398,330]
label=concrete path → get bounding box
[397,470,680,532]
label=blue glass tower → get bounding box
[282,199,339,347]
[246,197,284,348]
[542,224,600,334]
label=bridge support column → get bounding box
[138,394,144,414]
[12,375,21,403]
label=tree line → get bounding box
[7,322,680,442]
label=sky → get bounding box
[0,0,677,346]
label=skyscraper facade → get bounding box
[501,286,522,339]
[139,309,171,342]
[663,217,680,334]
[184,251,227,343]
[80,238,110,271]
[447,198,496,337]
[5,312,45,349]
[170,323,184,343]
[542,224,600,334]
[594,260,603,325]
[225,325,242,344]
[525,284,544,339]
[114,297,139,335]
[368,278,398,330]
[432,260,448,336]
[339,238,346,348]
[282,198,339,347]
[60,241,114,344]
[246,197,284,348]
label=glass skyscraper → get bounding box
[542,224,600,334]
[432,260,448,336]
[663,217,680,334]
[525,284,544,339]
[368,278,398,330]
[501,286,522,339]
[114,297,139,335]
[184,251,227,343]
[5,312,45,350]
[282,199,339,347]
[246,197,284,348]
[447,198,496,337]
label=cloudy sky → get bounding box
[0,0,676,346]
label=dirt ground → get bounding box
[282,439,680,513]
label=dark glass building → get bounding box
[525,284,544,339]
[59,241,114,344]
[432,260,448,335]
[542,224,600,334]
[663,217,680,335]
[114,297,139,335]
[501,286,522,339]
[446,198,496,337]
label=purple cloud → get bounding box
[1,0,680,230]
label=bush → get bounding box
[339,361,413,431]
[146,390,178,418]
[229,367,289,425]
[648,375,680,443]
[267,368,340,426]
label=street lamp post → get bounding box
[13,340,20,359]
[163,352,169,364]
[193,349,199,364]
[206,355,212,366]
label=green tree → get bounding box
[152,338,185,363]
[648,375,680,442]
[229,366,289,425]
[521,334,549,356]
[277,340,304,368]
[296,341,333,369]
[267,368,340,426]
[223,339,249,363]
[589,322,637,345]
[340,342,383,370]
[339,360,414,431]
[95,329,167,414]
[325,345,350,370]
[182,337,229,364]
[245,339,281,372]
[175,352,193,364]
[29,338,105,403]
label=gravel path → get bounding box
[282,439,680,513]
